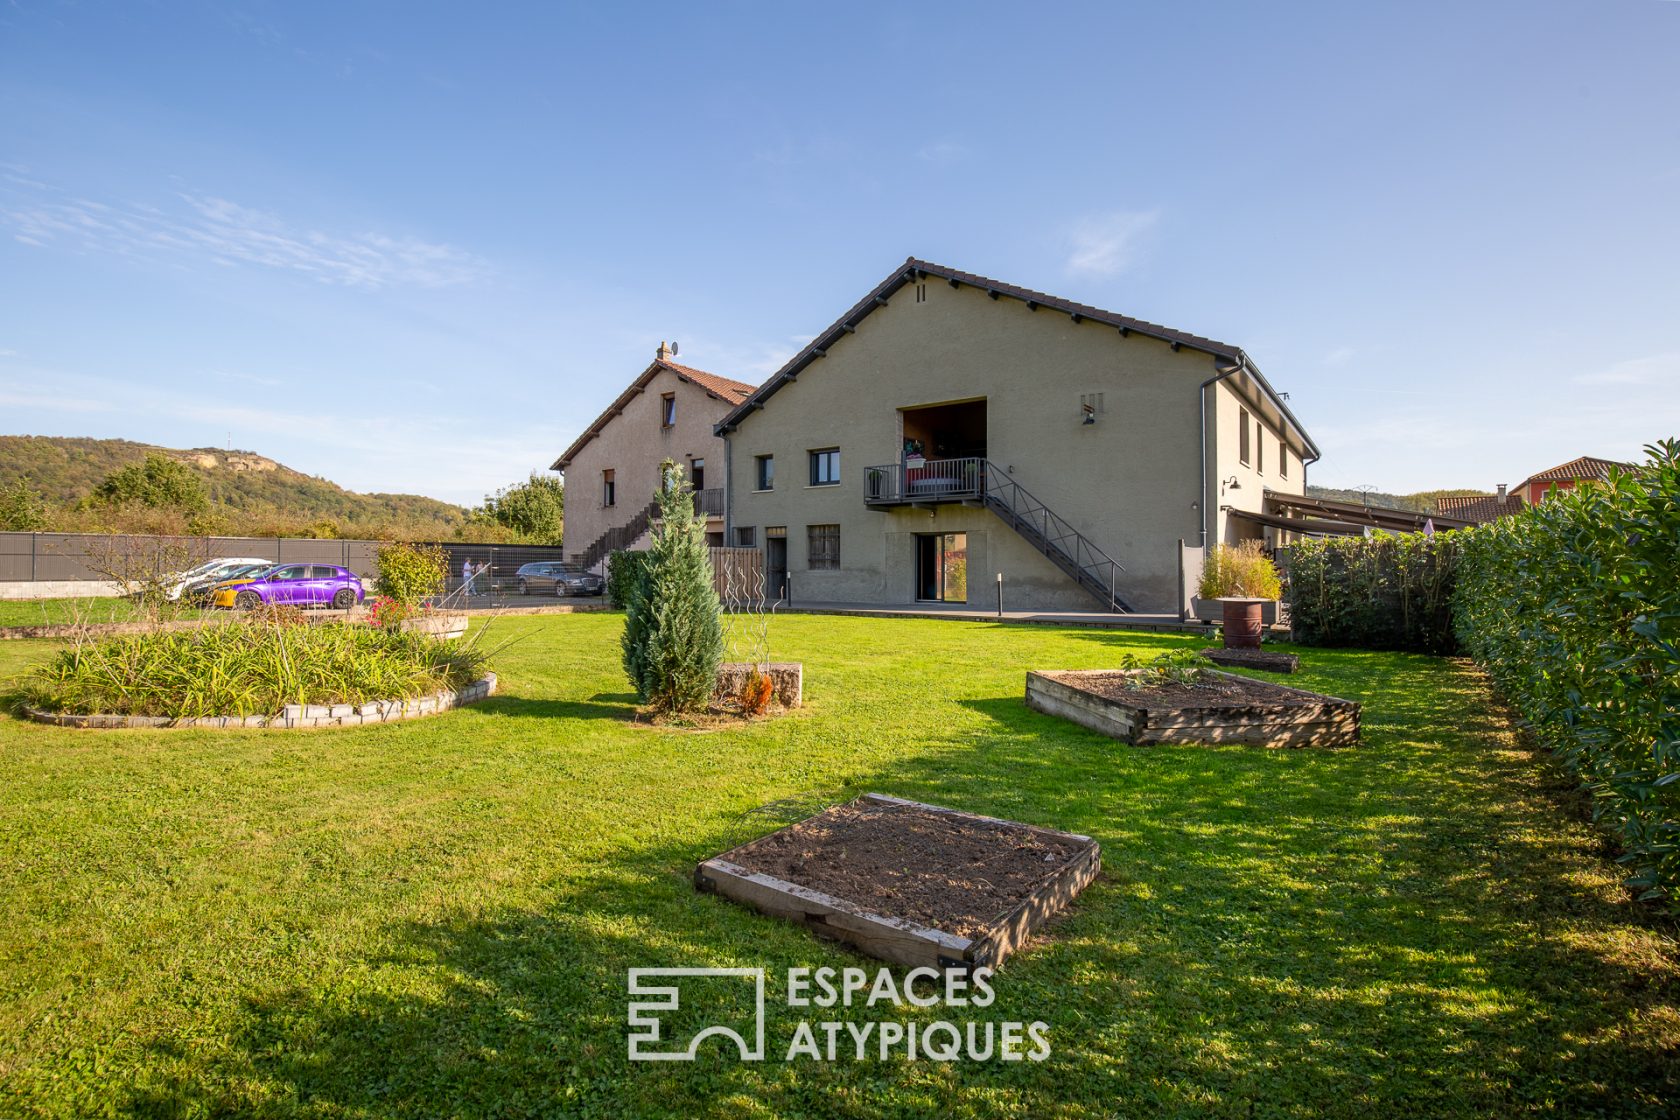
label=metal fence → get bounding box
[0,531,572,588]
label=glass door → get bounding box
[915,533,968,603]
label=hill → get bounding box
[0,435,471,539]
[1307,484,1492,515]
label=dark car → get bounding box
[212,564,365,610]
[182,561,272,606]
[514,561,604,597]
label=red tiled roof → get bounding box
[1521,455,1629,486]
[1435,494,1525,523]
[551,357,757,471]
[661,361,754,404]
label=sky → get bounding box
[1,0,1677,506]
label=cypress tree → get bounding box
[620,461,724,712]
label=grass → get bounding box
[0,614,1675,1118]
[0,596,153,627]
[21,619,490,717]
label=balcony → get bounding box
[863,458,986,507]
[692,487,725,518]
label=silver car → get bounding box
[514,562,604,597]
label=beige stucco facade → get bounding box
[721,273,1312,612]
[557,357,747,564]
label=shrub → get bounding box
[23,619,488,719]
[1288,533,1459,654]
[1198,540,1282,600]
[620,463,724,713]
[374,542,448,608]
[606,549,650,609]
[1454,440,1680,910]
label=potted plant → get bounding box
[1197,541,1283,650]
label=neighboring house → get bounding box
[1437,455,1631,524]
[553,343,755,569]
[713,258,1318,613]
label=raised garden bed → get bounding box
[694,793,1099,970]
[714,661,803,708]
[1200,647,1300,673]
[22,673,497,730]
[1025,668,1358,747]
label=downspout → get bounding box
[721,429,734,542]
[1199,354,1245,546]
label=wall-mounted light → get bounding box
[1221,475,1241,496]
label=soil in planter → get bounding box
[726,800,1087,938]
[1046,670,1318,711]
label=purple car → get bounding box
[212,564,365,611]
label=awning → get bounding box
[1226,508,1368,536]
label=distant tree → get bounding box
[0,478,51,531]
[92,454,209,513]
[472,472,564,543]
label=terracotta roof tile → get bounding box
[552,357,759,470]
[1521,455,1630,485]
[660,361,755,403]
[1435,494,1525,523]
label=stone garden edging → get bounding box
[22,672,498,730]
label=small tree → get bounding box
[471,472,565,543]
[621,461,724,713]
[373,542,448,611]
[82,534,205,624]
[92,454,209,514]
[0,478,51,531]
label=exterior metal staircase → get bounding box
[863,457,1133,612]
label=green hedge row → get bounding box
[1287,534,1459,654]
[606,549,650,609]
[1454,441,1680,908]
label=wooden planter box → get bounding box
[694,793,1100,971]
[1025,669,1359,747]
[714,662,803,708]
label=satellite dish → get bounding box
[672,341,679,356]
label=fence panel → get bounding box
[711,547,764,602]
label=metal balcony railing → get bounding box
[863,457,985,504]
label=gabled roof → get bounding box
[1434,493,1525,524]
[1521,455,1629,486]
[713,257,1318,459]
[551,358,755,472]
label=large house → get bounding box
[711,258,1318,613]
[553,343,755,567]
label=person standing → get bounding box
[462,558,477,597]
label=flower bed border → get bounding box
[21,673,497,730]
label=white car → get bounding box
[164,557,274,600]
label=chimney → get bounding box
[1496,483,1507,501]
[656,341,673,362]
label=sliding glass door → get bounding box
[915,533,968,603]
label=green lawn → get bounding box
[1,615,1675,1118]
[0,596,150,627]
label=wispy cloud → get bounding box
[1064,210,1160,277]
[1,175,489,290]
[1573,352,1680,387]
[1323,346,1356,367]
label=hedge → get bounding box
[606,549,650,609]
[1287,534,1459,654]
[1453,440,1680,909]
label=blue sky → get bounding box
[2,1,1676,505]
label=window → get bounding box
[660,393,676,427]
[808,524,840,570]
[1239,408,1251,465]
[602,469,616,507]
[274,565,309,581]
[1279,440,1289,478]
[309,566,338,579]
[808,448,840,486]
[734,526,756,548]
[1257,424,1264,474]
[755,454,774,491]
[690,457,704,490]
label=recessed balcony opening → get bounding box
[901,398,987,463]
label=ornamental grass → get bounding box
[23,618,489,719]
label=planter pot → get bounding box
[1192,596,1278,626]
[399,612,469,640]
[1219,598,1267,650]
